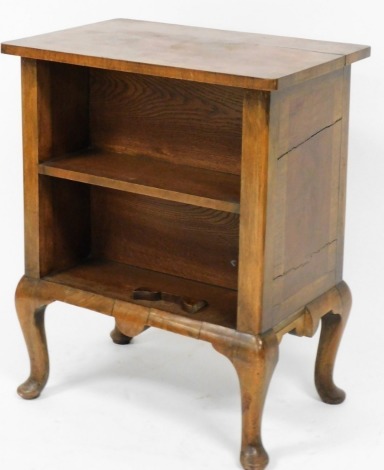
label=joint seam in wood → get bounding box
[273,239,337,280]
[277,118,342,160]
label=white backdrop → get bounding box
[0,2,382,469]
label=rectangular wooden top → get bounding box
[1,19,370,90]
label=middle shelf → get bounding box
[39,149,241,213]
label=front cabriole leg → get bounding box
[212,330,279,470]
[15,276,53,400]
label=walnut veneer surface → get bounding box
[1,19,369,470]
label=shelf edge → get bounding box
[39,164,240,213]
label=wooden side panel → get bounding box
[21,58,41,277]
[237,91,271,334]
[90,189,239,290]
[21,59,90,278]
[262,68,348,329]
[272,123,341,319]
[274,69,344,157]
[89,70,243,174]
[335,66,351,280]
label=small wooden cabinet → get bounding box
[1,20,369,469]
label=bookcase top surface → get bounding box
[1,19,370,90]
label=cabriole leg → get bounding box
[214,332,279,470]
[15,276,52,400]
[315,281,352,404]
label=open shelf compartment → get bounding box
[36,62,243,213]
[34,62,242,330]
[38,178,240,328]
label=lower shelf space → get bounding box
[43,259,237,329]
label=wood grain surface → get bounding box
[91,189,239,290]
[40,150,240,213]
[90,70,243,174]
[2,19,370,90]
[43,258,237,328]
[5,20,369,470]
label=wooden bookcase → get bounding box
[1,19,369,470]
